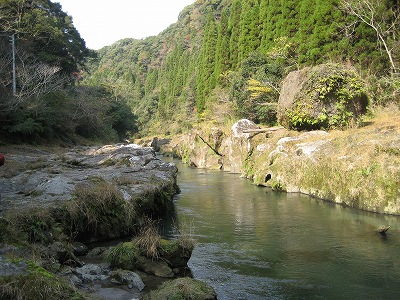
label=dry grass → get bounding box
[145,277,216,300]
[2,180,139,244]
[64,181,137,237]
[113,175,143,186]
[7,209,55,244]
[135,218,161,259]
[176,218,196,251]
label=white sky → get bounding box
[56,0,196,50]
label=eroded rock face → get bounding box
[169,119,259,173]
[277,63,368,130]
[161,113,400,215]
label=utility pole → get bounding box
[11,33,16,96]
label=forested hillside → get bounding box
[0,0,137,142]
[84,0,399,136]
[0,0,399,142]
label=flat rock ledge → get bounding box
[0,144,178,213]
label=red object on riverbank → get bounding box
[0,153,4,166]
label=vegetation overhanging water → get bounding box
[165,159,400,300]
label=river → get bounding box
[163,159,400,299]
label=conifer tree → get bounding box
[283,0,300,37]
[157,86,167,118]
[196,13,218,112]
[132,67,143,101]
[259,0,282,50]
[144,69,158,97]
[294,0,315,63]
[214,8,230,85]
[238,0,261,63]
[228,0,242,69]
[309,0,343,63]
[342,0,399,73]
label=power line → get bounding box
[10,33,16,96]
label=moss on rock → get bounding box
[0,260,90,300]
[145,277,217,300]
[104,241,140,270]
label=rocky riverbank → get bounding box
[0,144,215,299]
[154,108,400,215]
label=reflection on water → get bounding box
[164,160,400,300]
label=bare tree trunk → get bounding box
[0,42,68,117]
[341,0,399,74]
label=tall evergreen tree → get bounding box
[309,0,343,63]
[157,86,167,118]
[196,13,218,112]
[295,0,316,63]
[280,0,299,37]
[214,8,230,84]
[238,0,261,63]
[228,0,242,69]
[144,68,158,97]
[342,0,399,73]
[259,0,282,50]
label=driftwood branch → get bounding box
[196,134,224,157]
[379,225,390,235]
[242,126,284,134]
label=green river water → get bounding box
[164,160,400,300]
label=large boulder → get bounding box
[277,63,368,130]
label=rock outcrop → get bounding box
[0,144,178,215]
[160,115,400,215]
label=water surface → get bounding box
[165,160,400,299]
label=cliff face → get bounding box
[164,112,400,215]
